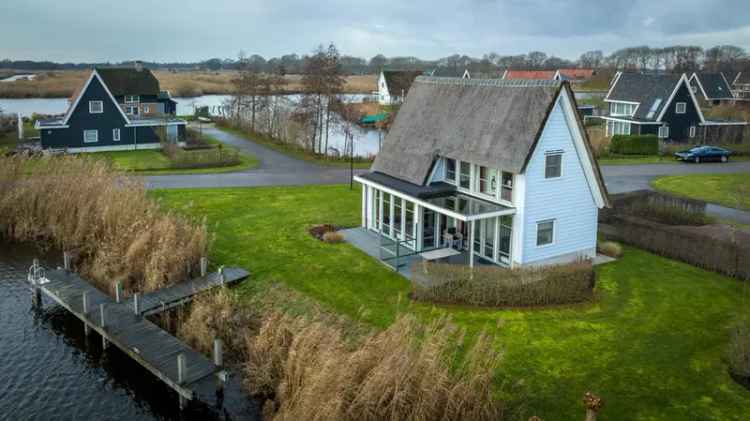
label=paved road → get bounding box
[146,127,750,223]
[145,127,366,189]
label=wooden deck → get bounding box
[125,267,249,316]
[32,267,249,406]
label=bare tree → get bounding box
[578,50,604,68]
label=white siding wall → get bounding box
[378,72,391,105]
[521,99,598,264]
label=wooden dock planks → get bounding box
[35,267,248,402]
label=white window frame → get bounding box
[126,105,139,116]
[113,128,121,142]
[536,220,555,247]
[143,105,150,114]
[658,125,670,139]
[689,126,696,138]
[544,152,563,179]
[125,95,140,104]
[83,130,98,143]
[675,102,686,114]
[88,100,103,114]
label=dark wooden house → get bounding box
[602,72,746,143]
[36,64,185,152]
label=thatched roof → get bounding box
[372,77,564,185]
[96,67,160,97]
[382,70,422,97]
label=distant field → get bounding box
[0,69,377,98]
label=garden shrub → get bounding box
[411,261,595,307]
[610,134,659,155]
[598,241,623,258]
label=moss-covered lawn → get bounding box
[652,173,750,211]
[154,185,750,420]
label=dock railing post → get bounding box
[82,292,90,336]
[115,282,122,304]
[214,338,225,403]
[100,304,109,349]
[63,252,71,271]
[218,266,225,286]
[177,353,188,410]
[200,257,208,277]
[133,293,140,316]
[30,258,42,306]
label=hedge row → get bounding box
[610,134,659,155]
[411,261,595,307]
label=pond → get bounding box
[0,243,260,420]
[0,94,383,158]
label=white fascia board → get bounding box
[560,89,606,209]
[599,116,662,125]
[603,99,640,105]
[603,71,623,101]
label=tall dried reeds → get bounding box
[0,156,208,294]
[244,312,504,421]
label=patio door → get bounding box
[473,218,496,262]
[422,209,436,251]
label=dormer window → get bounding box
[445,158,456,182]
[675,102,686,114]
[125,95,140,104]
[88,100,103,114]
[459,162,471,189]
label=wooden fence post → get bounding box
[200,257,208,277]
[177,353,188,409]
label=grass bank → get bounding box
[89,133,258,175]
[216,124,374,169]
[154,185,750,420]
[652,172,750,211]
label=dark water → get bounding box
[0,243,261,420]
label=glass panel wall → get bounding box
[498,215,512,264]
[382,192,392,236]
[393,196,402,239]
[460,162,471,189]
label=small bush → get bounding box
[728,317,750,381]
[244,312,504,421]
[624,201,713,226]
[610,135,659,155]
[309,224,337,240]
[322,231,344,244]
[412,261,595,307]
[598,241,623,258]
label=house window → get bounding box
[459,161,471,189]
[393,196,403,239]
[89,100,103,114]
[83,130,98,143]
[675,102,686,114]
[143,105,150,114]
[606,120,631,136]
[126,106,139,116]
[544,153,562,179]
[125,95,140,104]
[113,128,121,142]
[501,172,513,202]
[689,126,696,138]
[536,220,555,247]
[445,158,456,182]
[658,125,670,139]
[478,166,497,196]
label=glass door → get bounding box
[422,209,436,251]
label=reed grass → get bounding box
[244,312,504,421]
[0,156,208,294]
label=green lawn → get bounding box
[154,185,750,420]
[90,135,259,175]
[217,125,374,169]
[652,173,750,211]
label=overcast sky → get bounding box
[1,0,749,62]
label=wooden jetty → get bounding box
[27,258,249,410]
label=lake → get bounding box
[0,243,260,420]
[0,94,383,158]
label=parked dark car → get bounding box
[674,146,732,163]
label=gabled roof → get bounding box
[557,68,595,80]
[734,71,750,85]
[503,70,557,80]
[95,67,160,97]
[61,69,132,125]
[605,73,683,120]
[690,72,735,100]
[381,70,422,96]
[370,77,608,207]
[428,67,467,78]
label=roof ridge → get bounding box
[415,76,562,88]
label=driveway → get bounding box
[146,128,750,223]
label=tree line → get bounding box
[3,43,748,75]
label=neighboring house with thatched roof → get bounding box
[688,72,735,105]
[603,72,746,143]
[36,62,184,152]
[377,70,423,105]
[354,77,609,268]
[502,70,558,80]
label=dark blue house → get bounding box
[36,64,185,152]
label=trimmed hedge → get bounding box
[610,134,659,155]
[411,261,595,307]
